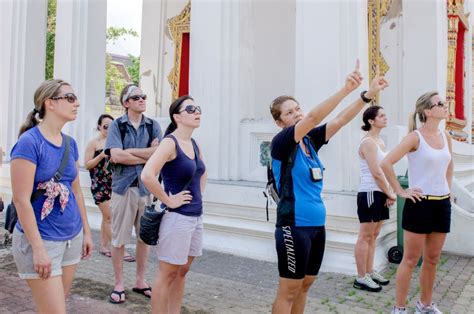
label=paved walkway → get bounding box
[1,223,473,313]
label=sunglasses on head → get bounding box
[179,104,202,114]
[127,94,147,101]
[51,93,77,103]
[430,101,446,109]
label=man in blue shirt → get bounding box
[105,84,162,303]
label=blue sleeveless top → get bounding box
[160,135,206,216]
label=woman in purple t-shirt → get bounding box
[142,95,207,313]
[10,79,93,313]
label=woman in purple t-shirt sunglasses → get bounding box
[10,79,93,313]
[142,95,207,314]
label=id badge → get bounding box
[310,167,323,182]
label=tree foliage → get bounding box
[127,54,140,86]
[45,0,57,80]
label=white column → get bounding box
[54,0,106,165]
[295,0,368,192]
[0,0,47,159]
[190,0,242,180]
[402,0,448,121]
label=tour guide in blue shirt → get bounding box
[105,84,162,304]
[269,61,388,314]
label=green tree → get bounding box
[127,54,140,85]
[45,0,57,80]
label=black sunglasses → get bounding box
[51,93,77,103]
[179,105,202,114]
[102,124,109,130]
[127,94,147,101]
[430,101,446,109]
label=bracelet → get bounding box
[360,91,373,103]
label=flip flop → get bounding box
[99,250,112,258]
[132,286,152,298]
[109,290,125,304]
[123,254,136,262]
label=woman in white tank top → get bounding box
[353,106,397,293]
[381,92,453,314]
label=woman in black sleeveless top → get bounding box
[142,95,207,314]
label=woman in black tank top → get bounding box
[142,95,207,313]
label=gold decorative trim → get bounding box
[167,2,191,101]
[446,0,469,140]
[367,0,392,104]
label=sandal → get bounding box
[132,286,152,298]
[99,250,112,258]
[123,254,136,262]
[109,290,125,304]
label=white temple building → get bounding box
[1,0,473,274]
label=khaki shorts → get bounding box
[157,212,203,265]
[110,187,152,247]
[12,229,83,279]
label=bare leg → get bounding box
[111,245,125,302]
[134,239,150,294]
[61,264,78,299]
[419,232,447,306]
[97,201,112,252]
[168,256,195,314]
[151,261,180,314]
[354,222,376,277]
[272,277,304,314]
[395,231,425,307]
[290,275,316,314]
[27,276,66,313]
[366,221,383,273]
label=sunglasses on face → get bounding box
[179,104,202,114]
[430,101,446,109]
[51,93,77,103]
[102,124,109,130]
[127,94,147,101]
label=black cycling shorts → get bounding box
[357,191,390,223]
[275,226,326,280]
[402,198,451,234]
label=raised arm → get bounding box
[294,60,362,142]
[325,68,389,141]
[380,132,423,202]
[360,140,395,200]
[141,138,192,209]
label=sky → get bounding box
[106,0,142,57]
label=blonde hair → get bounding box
[18,79,70,137]
[408,91,438,133]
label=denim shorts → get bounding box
[12,229,83,279]
[156,212,203,265]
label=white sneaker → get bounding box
[353,274,382,292]
[370,270,390,285]
[391,306,408,314]
[415,300,442,314]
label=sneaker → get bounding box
[370,270,390,285]
[391,306,408,314]
[353,274,382,292]
[415,300,442,314]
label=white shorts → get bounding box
[157,212,203,265]
[12,229,83,279]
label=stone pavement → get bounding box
[1,222,474,313]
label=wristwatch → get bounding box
[360,91,373,103]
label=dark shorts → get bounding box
[402,198,451,234]
[357,191,389,223]
[275,226,326,280]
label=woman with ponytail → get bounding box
[353,105,396,293]
[381,92,452,314]
[10,79,93,312]
[142,95,207,314]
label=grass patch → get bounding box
[321,298,330,305]
[348,290,356,297]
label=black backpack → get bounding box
[263,136,318,222]
[117,118,154,148]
